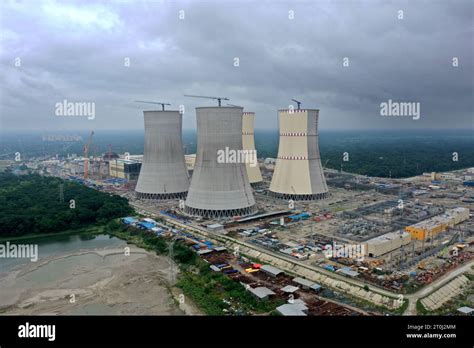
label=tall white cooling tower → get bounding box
[184,106,257,218]
[269,108,328,200]
[135,110,189,199]
[242,112,263,186]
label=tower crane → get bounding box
[135,100,171,111]
[83,130,94,179]
[291,98,302,110]
[184,94,229,107]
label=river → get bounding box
[0,233,197,315]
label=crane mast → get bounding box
[83,130,94,179]
[184,94,229,107]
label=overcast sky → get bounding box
[0,0,472,132]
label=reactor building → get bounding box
[242,112,263,186]
[184,106,257,218]
[269,108,328,201]
[135,110,190,200]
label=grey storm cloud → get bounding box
[0,0,472,131]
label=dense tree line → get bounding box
[255,130,474,178]
[2,130,472,179]
[0,173,133,237]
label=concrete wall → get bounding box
[135,111,189,198]
[269,109,328,199]
[366,231,411,257]
[242,112,263,185]
[185,107,256,217]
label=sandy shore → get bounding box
[0,245,201,315]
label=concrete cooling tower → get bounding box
[135,110,189,200]
[184,106,257,218]
[242,112,263,187]
[269,108,328,201]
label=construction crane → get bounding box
[291,98,302,110]
[135,100,171,111]
[83,130,94,179]
[226,103,242,107]
[184,94,229,107]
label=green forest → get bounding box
[0,173,133,237]
[2,129,472,179]
[254,130,474,178]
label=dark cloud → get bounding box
[0,0,472,131]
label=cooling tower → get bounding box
[184,106,257,218]
[135,110,189,200]
[242,112,263,186]
[269,108,328,200]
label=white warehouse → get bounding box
[365,231,411,258]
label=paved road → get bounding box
[403,259,474,315]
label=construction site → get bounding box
[25,97,474,315]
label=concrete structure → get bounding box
[184,107,257,218]
[365,231,411,258]
[431,172,456,181]
[184,154,196,173]
[135,110,190,200]
[207,223,224,233]
[109,158,141,180]
[242,112,263,186]
[269,109,328,200]
[405,207,470,240]
[421,275,470,310]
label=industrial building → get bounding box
[405,207,469,241]
[269,108,328,200]
[430,172,456,181]
[109,158,141,180]
[69,158,109,177]
[260,264,284,277]
[184,106,257,218]
[248,287,275,300]
[365,231,411,258]
[184,154,196,174]
[276,302,308,316]
[242,112,263,186]
[135,110,190,199]
[281,285,299,293]
[207,223,224,233]
[292,277,321,292]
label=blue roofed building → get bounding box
[122,217,138,225]
[138,221,155,230]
